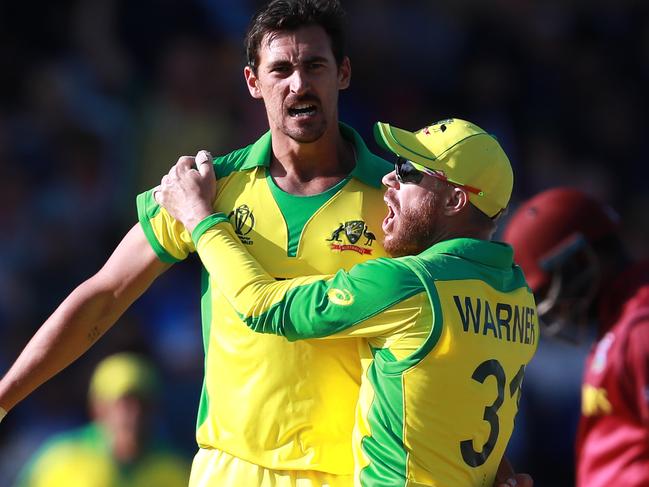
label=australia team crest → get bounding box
[326,220,376,255]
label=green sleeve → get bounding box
[194,219,425,340]
[274,258,426,340]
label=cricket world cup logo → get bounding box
[228,204,255,245]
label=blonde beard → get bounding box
[383,191,439,258]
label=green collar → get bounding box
[239,123,391,188]
[422,238,514,269]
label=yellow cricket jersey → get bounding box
[16,423,189,487]
[136,124,391,475]
[190,217,539,487]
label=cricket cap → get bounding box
[89,353,159,402]
[503,187,619,292]
[374,118,513,217]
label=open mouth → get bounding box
[383,201,396,230]
[288,103,317,117]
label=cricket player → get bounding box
[155,118,538,486]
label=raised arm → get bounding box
[155,151,425,341]
[192,216,425,340]
[0,224,169,416]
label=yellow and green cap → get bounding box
[88,353,159,402]
[374,118,513,217]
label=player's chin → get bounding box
[382,233,405,258]
[283,119,326,143]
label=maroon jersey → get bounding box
[575,262,649,487]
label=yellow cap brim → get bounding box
[374,122,439,167]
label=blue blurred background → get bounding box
[1,1,648,485]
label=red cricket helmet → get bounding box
[503,188,619,292]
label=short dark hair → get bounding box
[245,0,347,73]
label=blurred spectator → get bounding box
[14,353,190,487]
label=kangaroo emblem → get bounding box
[327,223,345,242]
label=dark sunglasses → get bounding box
[394,157,483,196]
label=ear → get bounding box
[338,56,351,90]
[244,66,263,99]
[445,187,469,216]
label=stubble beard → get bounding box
[383,191,438,258]
[281,116,328,143]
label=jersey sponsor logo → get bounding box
[326,220,376,255]
[327,288,354,306]
[582,384,612,416]
[453,295,537,345]
[228,204,254,245]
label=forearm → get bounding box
[0,223,167,413]
[193,215,324,335]
[0,279,129,411]
[193,216,418,341]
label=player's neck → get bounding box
[269,127,356,195]
[108,426,143,463]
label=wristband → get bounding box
[191,213,230,245]
[0,407,6,423]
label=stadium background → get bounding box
[0,1,647,485]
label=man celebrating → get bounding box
[0,0,531,485]
[503,188,649,487]
[155,118,538,486]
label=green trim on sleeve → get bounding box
[136,190,181,264]
[191,213,230,245]
[246,257,424,341]
[378,255,445,374]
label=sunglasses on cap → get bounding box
[394,157,484,196]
